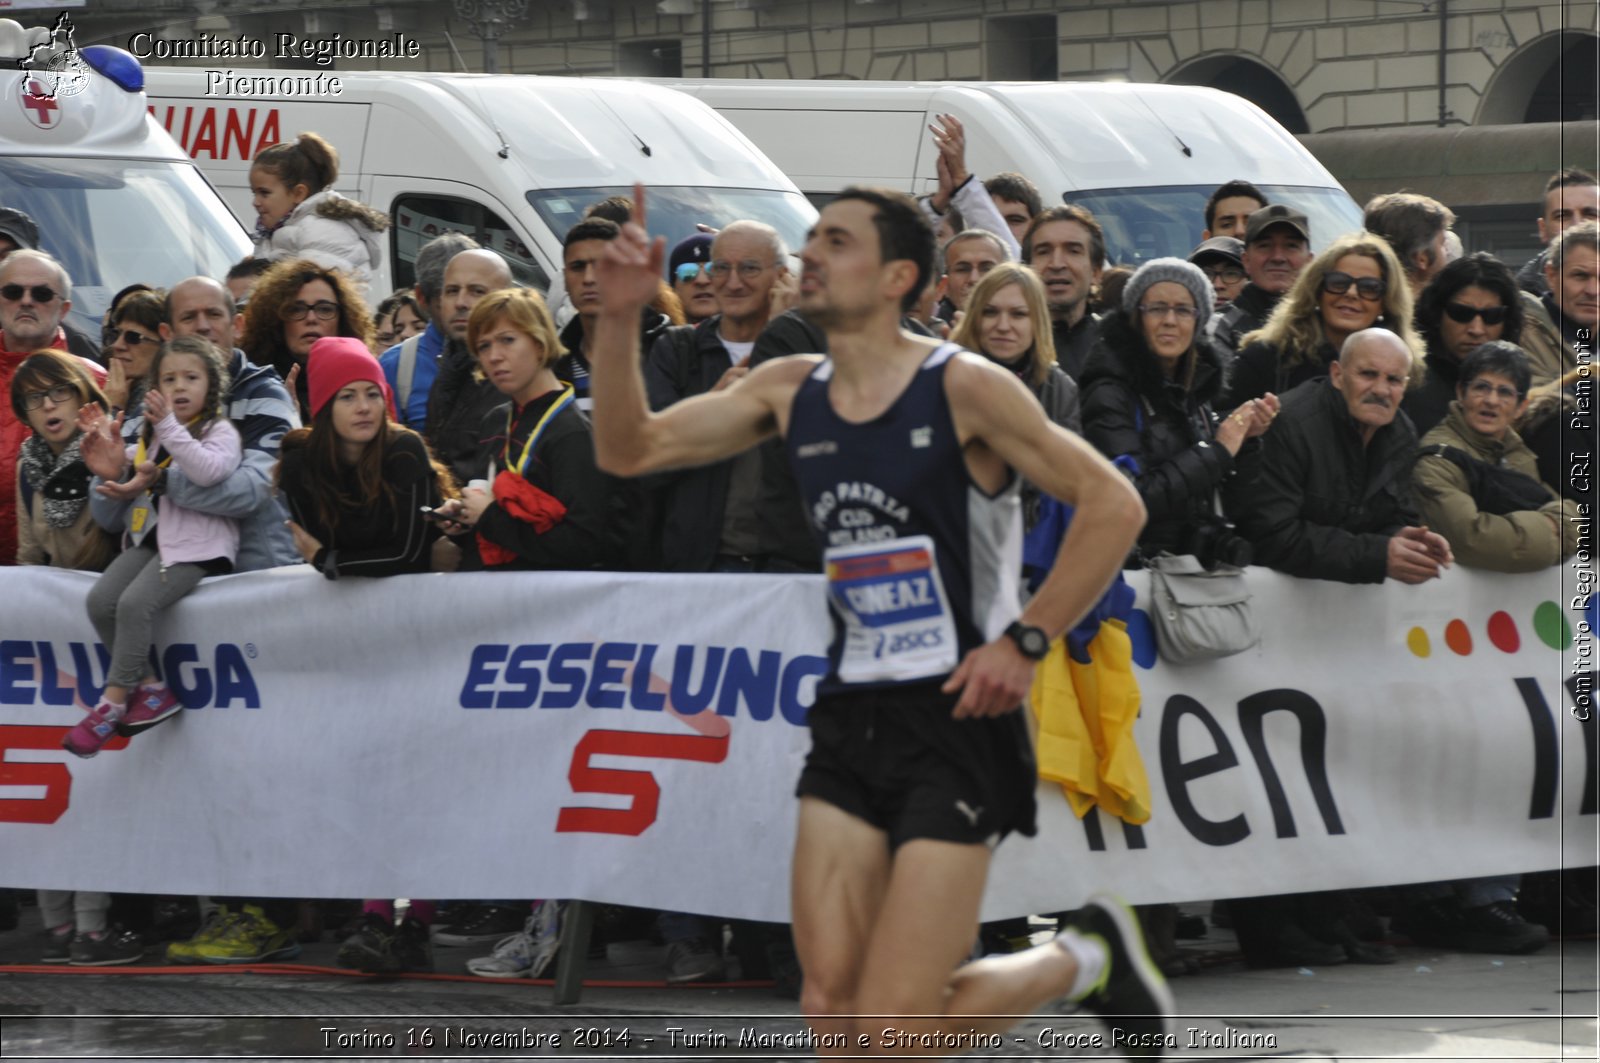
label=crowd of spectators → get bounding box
[0,126,1594,983]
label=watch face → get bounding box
[1011,623,1048,658]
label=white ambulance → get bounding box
[141,68,818,297]
[0,20,252,340]
[660,78,1365,264]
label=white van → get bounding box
[0,23,251,341]
[660,79,1364,265]
[142,69,817,298]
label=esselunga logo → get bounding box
[0,639,262,709]
[459,640,827,725]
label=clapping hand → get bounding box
[144,389,171,424]
[95,461,158,502]
[76,404,129,482]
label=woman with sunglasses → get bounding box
[1405,253,1526,434]
[238,258,373,419]
[101,290,167,417]
[1224,233,1422,409]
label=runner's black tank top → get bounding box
[785,343,1022,695]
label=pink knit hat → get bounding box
[306,337,395,420]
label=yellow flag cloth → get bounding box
[1030,618,1152,824]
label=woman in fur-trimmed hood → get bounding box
[1079,258,1276,565]
[250,132,390,296]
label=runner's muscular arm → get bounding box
[589,183,808,477]
[943,355,1147,717]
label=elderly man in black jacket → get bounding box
[1229,328,1453,584]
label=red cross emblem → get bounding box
[21,79,59,129]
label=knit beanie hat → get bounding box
[307,336,393,420]
[1121,257,1214,325]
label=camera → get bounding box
[1183,518,1253,569]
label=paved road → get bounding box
[0,905,1594,1060]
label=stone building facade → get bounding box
[60,0,1597,133]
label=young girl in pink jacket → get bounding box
[67,337,242,757]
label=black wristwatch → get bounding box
[1004,621,1050,661]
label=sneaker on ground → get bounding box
[68,928,145,966]
[195,904,301,964]
[431,904,525,946]
[665,937,726,984]
[356,918,433,975]
[165,906,235,965]
[40,925,73,964]
[466,916,538,978]
[1064,895,1175,1057]
[115,684,182,736]
[1454,901,1550,954]
[335,913,393,971]
[62,699,124,758]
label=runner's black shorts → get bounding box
[795,679,1038,849]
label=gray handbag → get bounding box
[1145,553,1259,663]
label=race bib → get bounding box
[825,536,958,684]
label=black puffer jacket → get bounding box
[1223,337,1337,410]
[1080,309,1256,562]
[1227,377,1422,584]
[1399,349,1462,437]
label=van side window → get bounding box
[391,195,549,293]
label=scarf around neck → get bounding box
[19,432,92,529]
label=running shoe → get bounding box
[194,904,301,964]
[1063,895,1175,1057]
[116,683,182,736]
[467,902,561,978]
[68,928,145,966]
[62,699,124,758]
[166,906,236,965]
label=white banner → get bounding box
[0,564,1593,922]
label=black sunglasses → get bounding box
[1321,271,1385,300]
[0,284,59,303]
[1443,302,1508,326]
[102,328,160,347]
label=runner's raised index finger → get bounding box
[632,182,648,232]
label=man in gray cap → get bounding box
[1188,235,1247,311]
[1202,204,1311,363]
[0,207,40,261]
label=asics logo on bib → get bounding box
[459,642,827,726]
[0,640,261,709]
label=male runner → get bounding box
[591,185,1172,1056]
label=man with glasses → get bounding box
[668,233,717,325]
[0,249,105,565]
[1203,205,1311,363]
[1229,328,1453,585]
[643,219,795,981]
[1188,236,1247,311]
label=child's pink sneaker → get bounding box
[62,699,125,759]
[116,683,182,736]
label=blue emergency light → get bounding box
[80,45,143,93]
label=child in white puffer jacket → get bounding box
[250,132,389,297]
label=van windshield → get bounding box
[0,156,251,334]
[1064,184,1363,267]
[527,186,817,264]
